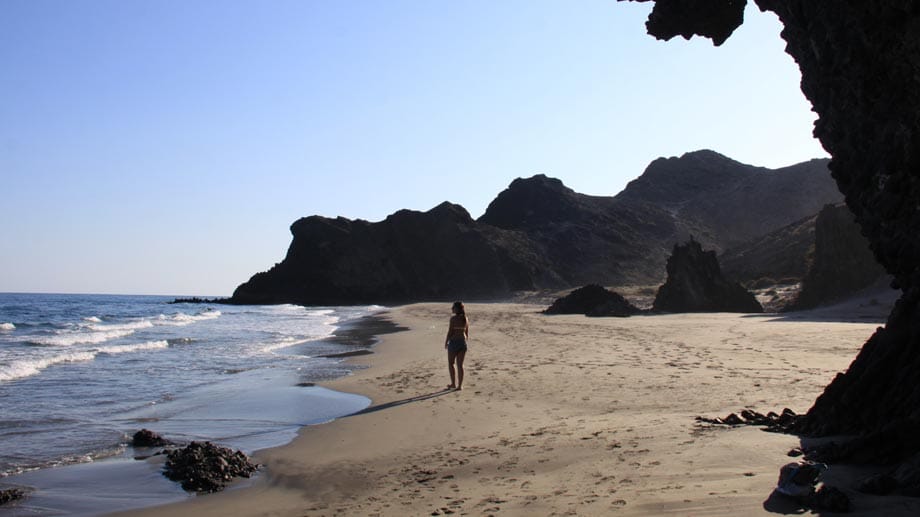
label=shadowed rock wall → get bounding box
[785,203,887,311]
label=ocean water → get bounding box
[0,293,379,479]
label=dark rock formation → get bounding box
[544,284,641,317]
[785,204,888,311]
[622,0,920,497]
[232,202,563,305]
[163,441,259,493]
[696,408,800,433]
[132,428,171,447]
[653,239,763,313]
[0,488,25,506]
[641,0,746,46]
[169,297,230,304]
[615,152,840,250]
[720,212,818,285]
[479,173,677,287]
[232,152,840,305]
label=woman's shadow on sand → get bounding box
[345,389,454,417]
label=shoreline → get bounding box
[111,300,920,516]
[0,310,397,516]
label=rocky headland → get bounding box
[230,150,840,306]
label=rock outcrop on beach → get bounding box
[163,441,259,493]
[544,284,640,317]
[231,151,840,305]
[624,0,920,497]
[784,204,887,311]
[653,239,763,313]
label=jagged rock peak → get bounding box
[617,149,761,205]
[648,149,753,172]
[479,174,585,229]
[387,201,474,224]
[653,238,763,313]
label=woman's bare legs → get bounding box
[455,350,465,390]
[447,349,458,389]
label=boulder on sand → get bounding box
[544,284,640,317]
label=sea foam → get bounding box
[0,351,98,382]
[0,340,169,383]
[0,323,15,331]
[96,340,170,355]
[155,310,221,326]
[29,327,139,347]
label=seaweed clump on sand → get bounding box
[622,0,920,499]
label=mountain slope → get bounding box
[230,150,842,305]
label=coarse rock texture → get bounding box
[232,151,839,305]
[132,429,171,447]
[785,204,888,311]
[653,239,763,313]
[163,441,259,493]
[543,284,641,317]
[622,0,920,496]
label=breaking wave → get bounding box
[0,340,169,383]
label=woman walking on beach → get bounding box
[445,301,469,391]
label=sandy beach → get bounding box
[115,298,920,516]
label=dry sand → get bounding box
[116,298,920,516]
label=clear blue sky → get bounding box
[0,1,826,296]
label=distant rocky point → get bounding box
[169,297,230,304]
[229,150,841,306]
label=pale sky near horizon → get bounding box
[1,1,827,296]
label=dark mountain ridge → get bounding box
[230,150,840,305]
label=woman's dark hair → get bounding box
[452,301,465,315]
